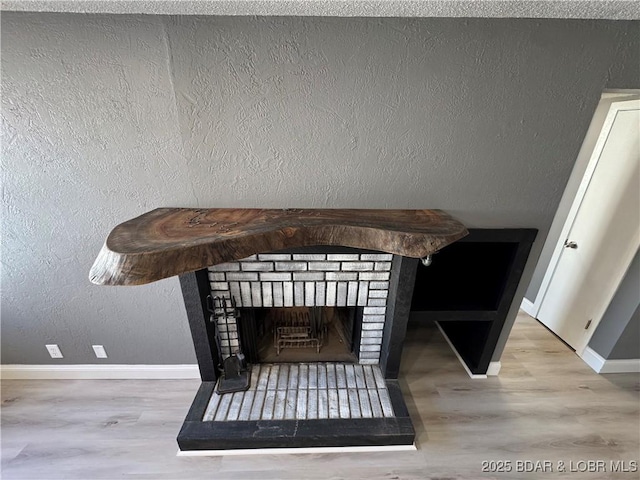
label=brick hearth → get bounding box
[202,363,394,422]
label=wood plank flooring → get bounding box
[203,363,394,421]
[2,312,639,479]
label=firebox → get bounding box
[207,250,394,365]
[242,306,359,363]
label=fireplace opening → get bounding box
[238,306,360,364]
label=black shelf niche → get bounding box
[410,228,537,374]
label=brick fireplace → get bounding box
[177,247,422,450]
[192,247,417,435]
[207,251,394,363]
[89,207,469,451]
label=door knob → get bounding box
[564,240,578,249]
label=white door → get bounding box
[537,100,640,354]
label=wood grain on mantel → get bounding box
[89,208,467,286]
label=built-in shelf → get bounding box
[410,229,537,374]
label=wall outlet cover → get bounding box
[92,345,108,358]
[45,344,63,359]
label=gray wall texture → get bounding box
[2,13,639,365]
[609,306,640,360]
[589,250,640,360]
[4,0,640,19]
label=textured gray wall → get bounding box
[1,14,197,364]
[2,13,638,364]
[609,306,640,360]
[589,250,640,360]
[4,0,640,19]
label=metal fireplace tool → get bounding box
[207,296,251,394]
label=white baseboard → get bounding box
[435,323,500,378]
[520,297,538,317]
[600,359,640,374]
[0,364,200,380]
[486,361,502,376]
[178,444,417,456]
[581,347,607,373]
[581,348,640,374]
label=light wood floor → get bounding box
[2,312,639,479]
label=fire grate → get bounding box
[272,308,326,355]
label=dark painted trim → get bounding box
[474,229,537,371]
[410,311,498,322]
[380,256,419,379]
[184,382,216,422]
[178,417,415,450]
[385,380,410,418]
[179,270,219,382]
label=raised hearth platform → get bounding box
[178,367,414,450]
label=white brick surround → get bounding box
[208,252,393,365]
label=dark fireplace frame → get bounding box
[177,248,419,450]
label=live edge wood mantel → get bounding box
[89,208,468,286]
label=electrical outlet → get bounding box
[92,345,108,358]
[46,344,63,359]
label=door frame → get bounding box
[527,99,640,355]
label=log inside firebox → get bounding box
[89,208,467,286]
